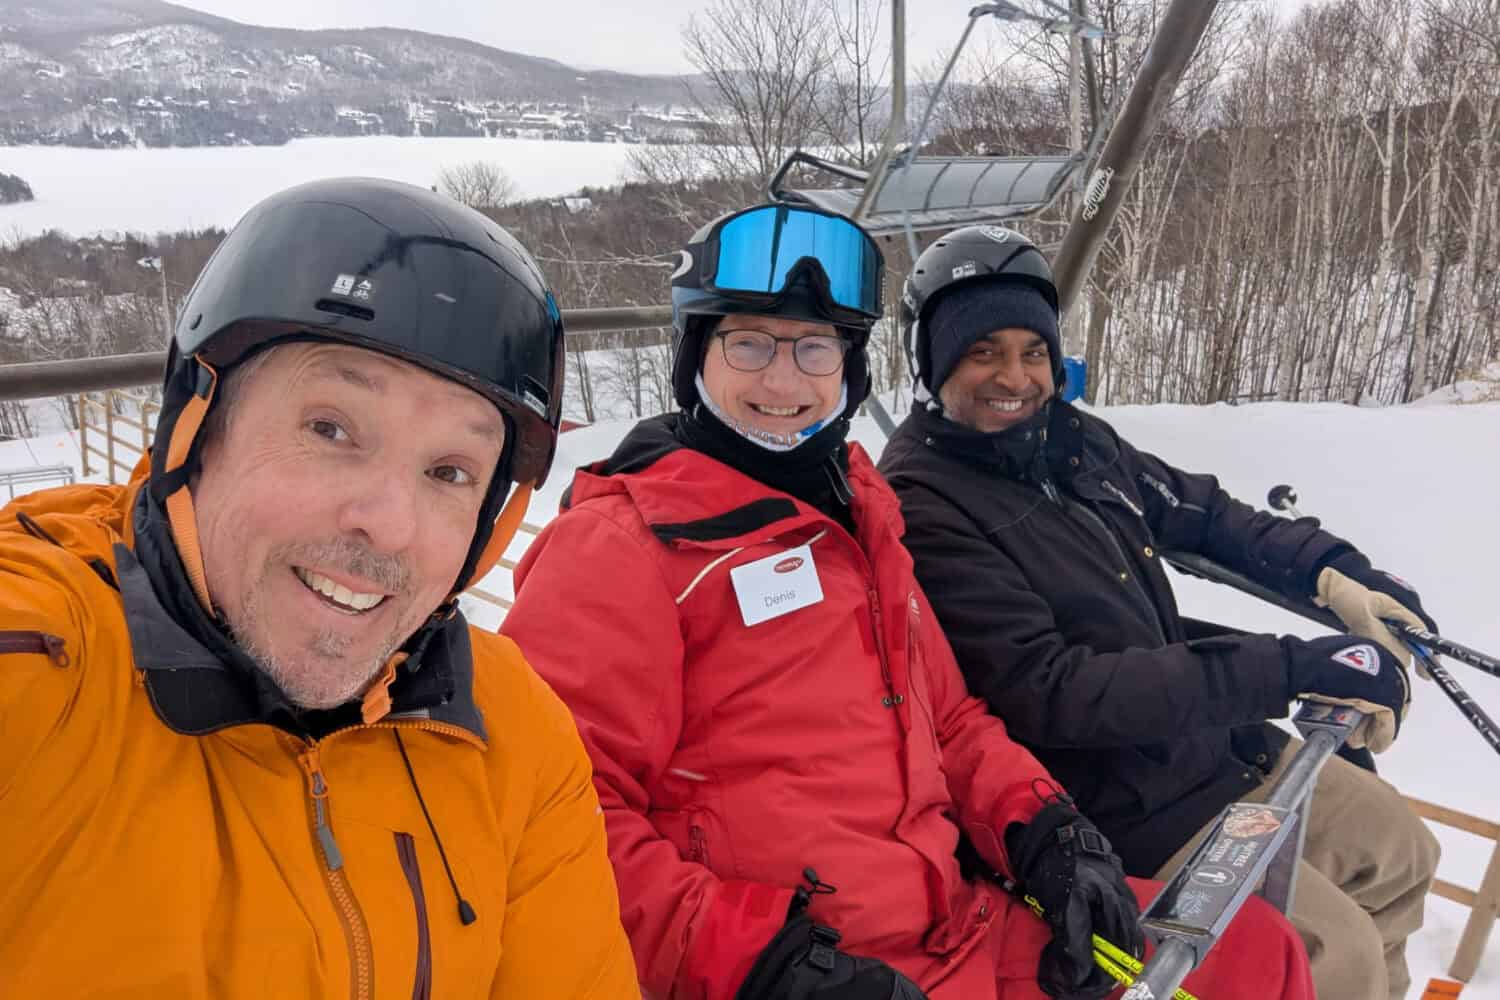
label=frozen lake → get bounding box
[0,136,654,240]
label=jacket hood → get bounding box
[563,413,900,550]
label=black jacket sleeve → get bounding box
[898,482,1294,750]
[1124,440,1352,601]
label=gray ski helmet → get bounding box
[670,204,884,418]
[153,176,565,592]
[901,225,1061,389]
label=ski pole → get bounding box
[1161,549,1500,759]
[1266,483,1500,681]
[1385,622,1500,682]
[1011,890,1201,1000]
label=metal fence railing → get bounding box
[0,306,674,403]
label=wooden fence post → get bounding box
[78,395,90,477]
[142,398,153,460]
[104,392,117,484]
[1450,839,1500,981]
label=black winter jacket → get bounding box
[879,401,1354,875]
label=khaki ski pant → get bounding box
[1153,738,1441,1000]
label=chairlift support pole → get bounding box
[1052,0,1222,315]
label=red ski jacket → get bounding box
[503,417,1053,999]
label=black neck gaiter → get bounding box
[676,404,856,532]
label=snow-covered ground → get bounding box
[0,136,656,240]
[3,396,1498,992]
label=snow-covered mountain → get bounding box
[0,0,694,146]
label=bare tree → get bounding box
[437,161,517,211]
[682,0,835,183]
[814,0,890,166]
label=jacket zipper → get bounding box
[299,744,374,1000]
[687,820,710,867]
[395,833,433,1000]
[0,630,69,666]
[867,586,903,710]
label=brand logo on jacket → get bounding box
[774,557,804,574]
[1331,643,1381,676]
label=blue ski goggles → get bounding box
[682,204,884,321]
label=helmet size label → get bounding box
[951,261,978,280]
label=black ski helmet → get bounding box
[901,225,1061,391]
[152,176,565,599]
[670,204,884,419]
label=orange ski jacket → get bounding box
[0,468,639,999]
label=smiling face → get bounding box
[938,327,1056,434]
[699,314,847,439]
[191,342,506,710]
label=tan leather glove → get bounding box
[1315,566,1428,678]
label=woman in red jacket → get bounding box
[502,204,1314,1000]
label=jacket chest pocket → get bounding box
[903,601,948,788]
[340,820,495,1000]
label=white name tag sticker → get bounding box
[729,544,824,626]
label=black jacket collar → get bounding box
[910,400,1121,496]
[571,411,855,536]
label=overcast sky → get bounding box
[179,0,1316,77]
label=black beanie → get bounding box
[924,280,1061,396]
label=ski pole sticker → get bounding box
[1331,643,1381,676]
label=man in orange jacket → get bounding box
[0,178,638,998]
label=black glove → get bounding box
[1283,633,1410,751]
[736,871,927,1000]
[1325,551,1439,633]
[1006,796,1143,1000]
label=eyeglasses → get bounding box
[716,328,851,376]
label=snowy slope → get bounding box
[4,397,1498,991]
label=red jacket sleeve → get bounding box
[913,584,1052,881]
[502,505,793,1000]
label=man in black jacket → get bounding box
[879,225,1440,1000]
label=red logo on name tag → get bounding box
[774,557,804,574]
